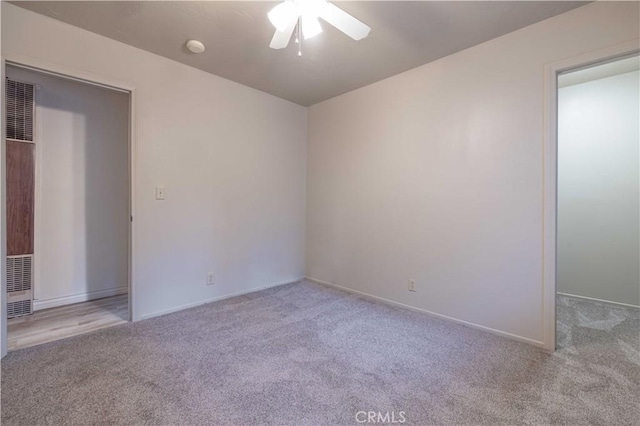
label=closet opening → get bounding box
[554,54,640,351]
[5,64,132,351]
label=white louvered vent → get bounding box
[8,300,32,318]
[6,78,35,142]
[7,255,33,318]
[7,255,33,293]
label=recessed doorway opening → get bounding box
[4,64,133,351]
[554,54,640,352]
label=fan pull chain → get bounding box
[297,17,302,56]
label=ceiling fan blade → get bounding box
[319,3,370,41]
[270,19,297,49]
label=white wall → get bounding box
[557,69,640,307]
[307,2,639,345]
[6,66,130,309]
[1,3,307,320]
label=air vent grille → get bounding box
[7,255,33,318]
[8,300,32,318]
[7,255,33,293]
[6,79,35,142]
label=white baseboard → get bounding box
[34,286,129,311]
[139,277,304,321]
[305,276,545,348]
[557,292,640,309]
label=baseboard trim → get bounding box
[139,277,304,321]
[557,292,640,309]
[34,286,128,311]
[306,276,545,348]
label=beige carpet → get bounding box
[2,280,639,425]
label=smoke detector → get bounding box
[186,40,206,54]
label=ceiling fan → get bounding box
[268,0,371,52]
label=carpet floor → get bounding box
[2,280,639,425]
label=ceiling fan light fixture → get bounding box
[300,0,328,18]
[268,0,370,51]
[268,1,297,32]
[302,16,322,39]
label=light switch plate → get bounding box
[156,186,165,200]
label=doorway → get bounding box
[554,54,640,351]
[4,64,132,351]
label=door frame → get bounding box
[542,39,640,352]
[1,54,140,357]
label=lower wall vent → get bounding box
[8,299,32,318]
[7,255,33,318]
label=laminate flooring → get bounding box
[7,294,128,351]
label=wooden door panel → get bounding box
[7,140,35,256]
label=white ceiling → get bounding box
[12,1,588,106]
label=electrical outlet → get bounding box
[207,272,215,285]
[408,279,416,292]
